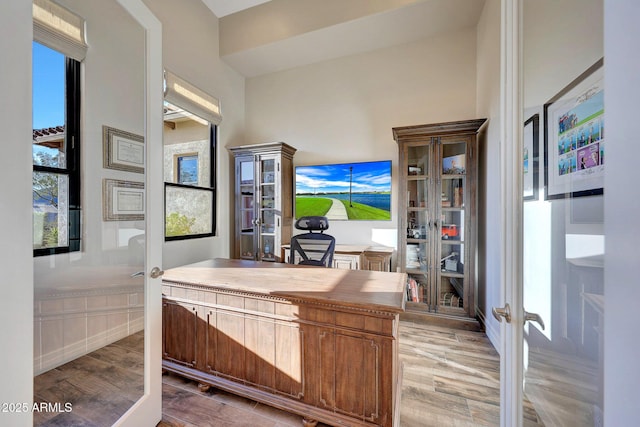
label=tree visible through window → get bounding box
[32,41,81,255]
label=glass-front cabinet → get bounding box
[394,119,485,319]
[230,142,296,262]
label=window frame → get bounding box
[164,124,217,241]
[33,49,81,257]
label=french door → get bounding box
[497,1,605,425]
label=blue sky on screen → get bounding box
[33,41,65,130]
[296,161,391,194]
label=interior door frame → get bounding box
[499,0,524,425]
[113,0,163,425]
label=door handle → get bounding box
[130,271,144,278]
[150,266,164,279]
[492,303,511,323]
[524,310,545,330]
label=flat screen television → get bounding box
[295,160,391,220]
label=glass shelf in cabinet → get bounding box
[406,238,429,244]
[440,270,464,277]
[440,238,464,244]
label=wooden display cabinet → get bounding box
[229,142,296,262]
[393,119,485,319]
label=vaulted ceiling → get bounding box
[202,0,486,77]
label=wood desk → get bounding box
[162,258,406,427]
[282,244,395,272]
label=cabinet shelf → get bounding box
[440,239,464,244]
[440,271,464,279]
[406,268,428,275]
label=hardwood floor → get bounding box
[33,321,542,427]
[33,331,144,426]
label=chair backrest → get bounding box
[289,216,336,267]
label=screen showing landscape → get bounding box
[295,160,391,220]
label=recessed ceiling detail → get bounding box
[201,0,272,18]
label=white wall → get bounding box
[0,1,34,425]
[143,0,246,268]
[603,0,640,423]
[475,0,501,342]
[245,28,478,247]
[523,0,603,109]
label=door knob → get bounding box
[492,303,511,323]
[150,266,164,279]
[524,310,545,330]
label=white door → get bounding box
[496,1,605,425]
[31,0,162,424]
[113,0,163,425]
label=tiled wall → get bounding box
[34,284,144,375]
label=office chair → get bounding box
[289,216,336,267]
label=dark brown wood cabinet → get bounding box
[393,119,485,320]
[162,259,405,427]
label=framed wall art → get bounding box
[544,58,604,200]
[103,125,145,173]
[103,179,145,221]
[523,113,539,201]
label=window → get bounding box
[32,41,81,255]
[163,71,221,241]
[164,102,217,240]
[176,154,199,185]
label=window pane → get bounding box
[33,42,66,168]
[33,172,69,249]
[164,101,211,187]
[177,154,199,185]
[165,185,213,237]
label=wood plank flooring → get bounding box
[33,320,545,427]
[33,331,144,426]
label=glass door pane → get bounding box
[405,144,432,308]
[437,139,467,314]
[520,3,604,425]
[259,157,277,261]
[239,158,256,259]
[32,1,162,425]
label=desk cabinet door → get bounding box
[163,299,199,368]
[317,330,384,424]
[332,254,360,270]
